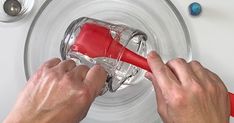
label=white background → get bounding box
[0,0,234,122]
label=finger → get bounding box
[145,72,153,81]
[145,72,168,117]
[70,65,90,81]
[29,58,61,84]
[205,68,221,81]
[206,69,227,89]
[83,65,107,97]
[41,58,61,69]
[147,51,179,90]
[56,59,76,72]
[167,58,194,86]
[189,61,225,90]
[189,61,209,83]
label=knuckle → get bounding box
[59,60,75,68]
[67,59,76,65]
[218,82,228,93]
[208,70,220,81]
[211,72,219,78]
[190,79,205,94]
[206,82,218,94]
[185,76,206,94]
[167,58,186,66]
[190,60,201,66]
[41,63,51,70]
[189,60,202,69]
[47,70,59,78]
[44,58,61,67]
[42,69,60,80]
[63,59,75,65]
[76,87,92,105]
[170,91,187,107]
[63,73,74,81]
[51,58,61,63]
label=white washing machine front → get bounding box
[0,0,234,122]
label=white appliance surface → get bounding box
[0,0,234,122]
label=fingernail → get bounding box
[145,72,152,81]
[147,51,157,58]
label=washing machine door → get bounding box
[24,0,191,122]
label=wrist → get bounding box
[3,112,31,123]
[4,115,22,123]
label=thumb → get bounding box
[145,72,168,118]
[83,65,107,97]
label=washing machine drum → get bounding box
[24,0,191,122]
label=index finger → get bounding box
[147,51,179,91]
[83,65,107,98]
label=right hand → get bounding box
[145,51,230,123]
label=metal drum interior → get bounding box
[24,0,192,122]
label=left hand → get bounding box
[4,58,107,123]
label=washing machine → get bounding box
[0,0,234,122]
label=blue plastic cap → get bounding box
[189,2,202,16]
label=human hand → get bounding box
[4,58,107,123]
[145,51,230,123]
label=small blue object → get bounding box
[189,2,202,16]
